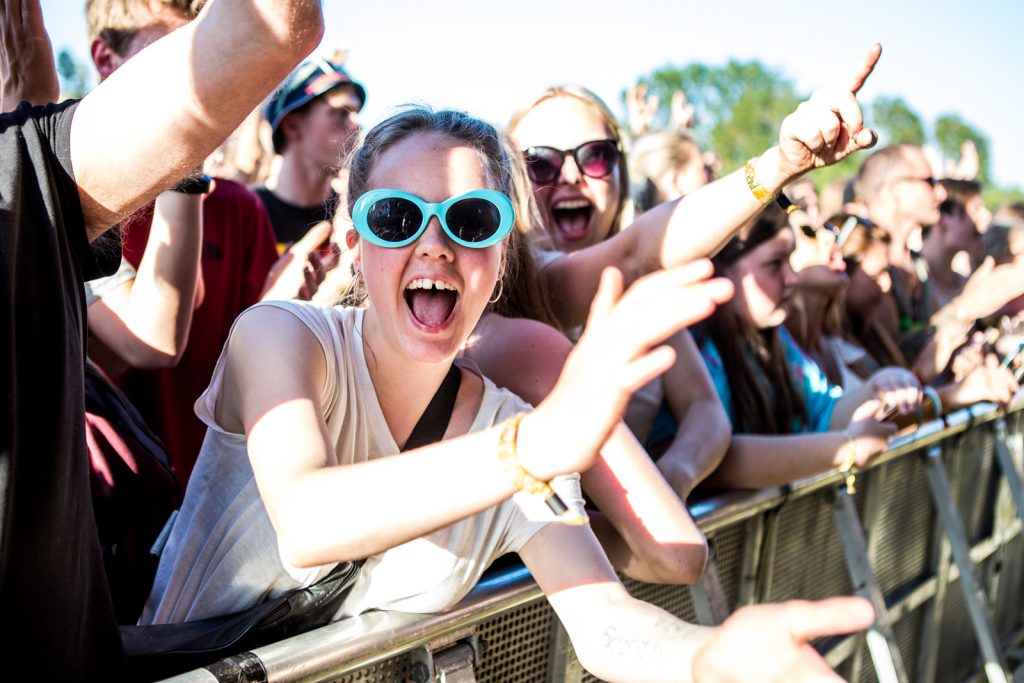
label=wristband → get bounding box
[171,174,212,195]
[744,157,777,205]
[923,386,943,420]
[838,430,859,494]
[496,413,587,525]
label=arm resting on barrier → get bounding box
[705,423,893,491]
[521,520,874,683]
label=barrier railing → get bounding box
[166,402,1024,683]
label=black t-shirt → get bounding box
[253,184,336,248]
[0,101,122,676]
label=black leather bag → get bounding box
[121,559,362,680]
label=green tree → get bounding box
[632,59,801,173]
[869,96,926,146]
[56,48,93,100]
[934,113,991,184]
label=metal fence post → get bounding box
[830,486,908,683]
[689,542,730,626]
[922,443,1011,683]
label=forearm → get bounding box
[656,401,731,500]
[556,583,711,683]
[118,192,203,364]
[260,418,524,566]
[72,0,324,239]
[706,433,845,490]
[543,149,795,329]
[584,423,707,584]
[639,147,796,276]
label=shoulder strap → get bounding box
[402,364,462,452]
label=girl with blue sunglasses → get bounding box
[143,103,874,680]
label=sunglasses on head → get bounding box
[522,139,619,184]
[352,189,515,249]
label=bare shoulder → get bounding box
[466,314,573,405]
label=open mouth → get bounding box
[405,278,459,329]
[551,198,593,243]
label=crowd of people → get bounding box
[2,0,1023,680]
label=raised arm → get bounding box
[87,190,203,371]
[543,45,882,328]
[0,0,59,111]
[71,0,324,241]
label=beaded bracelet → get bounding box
[496,413,587,525]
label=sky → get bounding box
[41,0,1024,188]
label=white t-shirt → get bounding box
[140,301,583,625]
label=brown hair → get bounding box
[837,215,907,367]
[700,204,809,434]
[86,0,204,54]
[938,178,982,216]
[343,106,559,328]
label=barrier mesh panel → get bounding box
[708,522,747,610]
[869,456,934,596]
[620,576,697,624]
[994,534,1024,639]
[474,598,555,682]
[766,493,853,602]
[936,577,981,683]
[949,428,998,545]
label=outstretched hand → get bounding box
[693,597,875,682]
[523,261,733,480]
[776,44,882,179]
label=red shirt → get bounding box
[118,178,278,488]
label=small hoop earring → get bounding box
[488,278,504,305]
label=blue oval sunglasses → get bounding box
[352,189,515,249]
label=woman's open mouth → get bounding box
[405,278,459,329]
[551,198,594,243]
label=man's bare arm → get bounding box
[71,0,324,241]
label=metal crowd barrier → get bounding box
[167,402,1024,683]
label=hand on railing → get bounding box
[692,597,875,682]
[843,418,897,469]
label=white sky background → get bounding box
[41,0,1024,188]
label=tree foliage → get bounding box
[56,48,93,100]
[632,59,800,173]
[628,59,1008,198]
[869,96,926,146]
[934,113,991,184]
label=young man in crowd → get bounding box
[856,144,1024,379]
[255,56,365,248]
[87,0,281,487]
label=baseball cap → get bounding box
[264,57,367,133]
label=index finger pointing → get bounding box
[847,43,882,95]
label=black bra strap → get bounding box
[401,364,462,451]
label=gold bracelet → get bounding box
[497,413,549,495]
[496,413,588,525]
[744,157,777,205]
[838,430,858,494]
